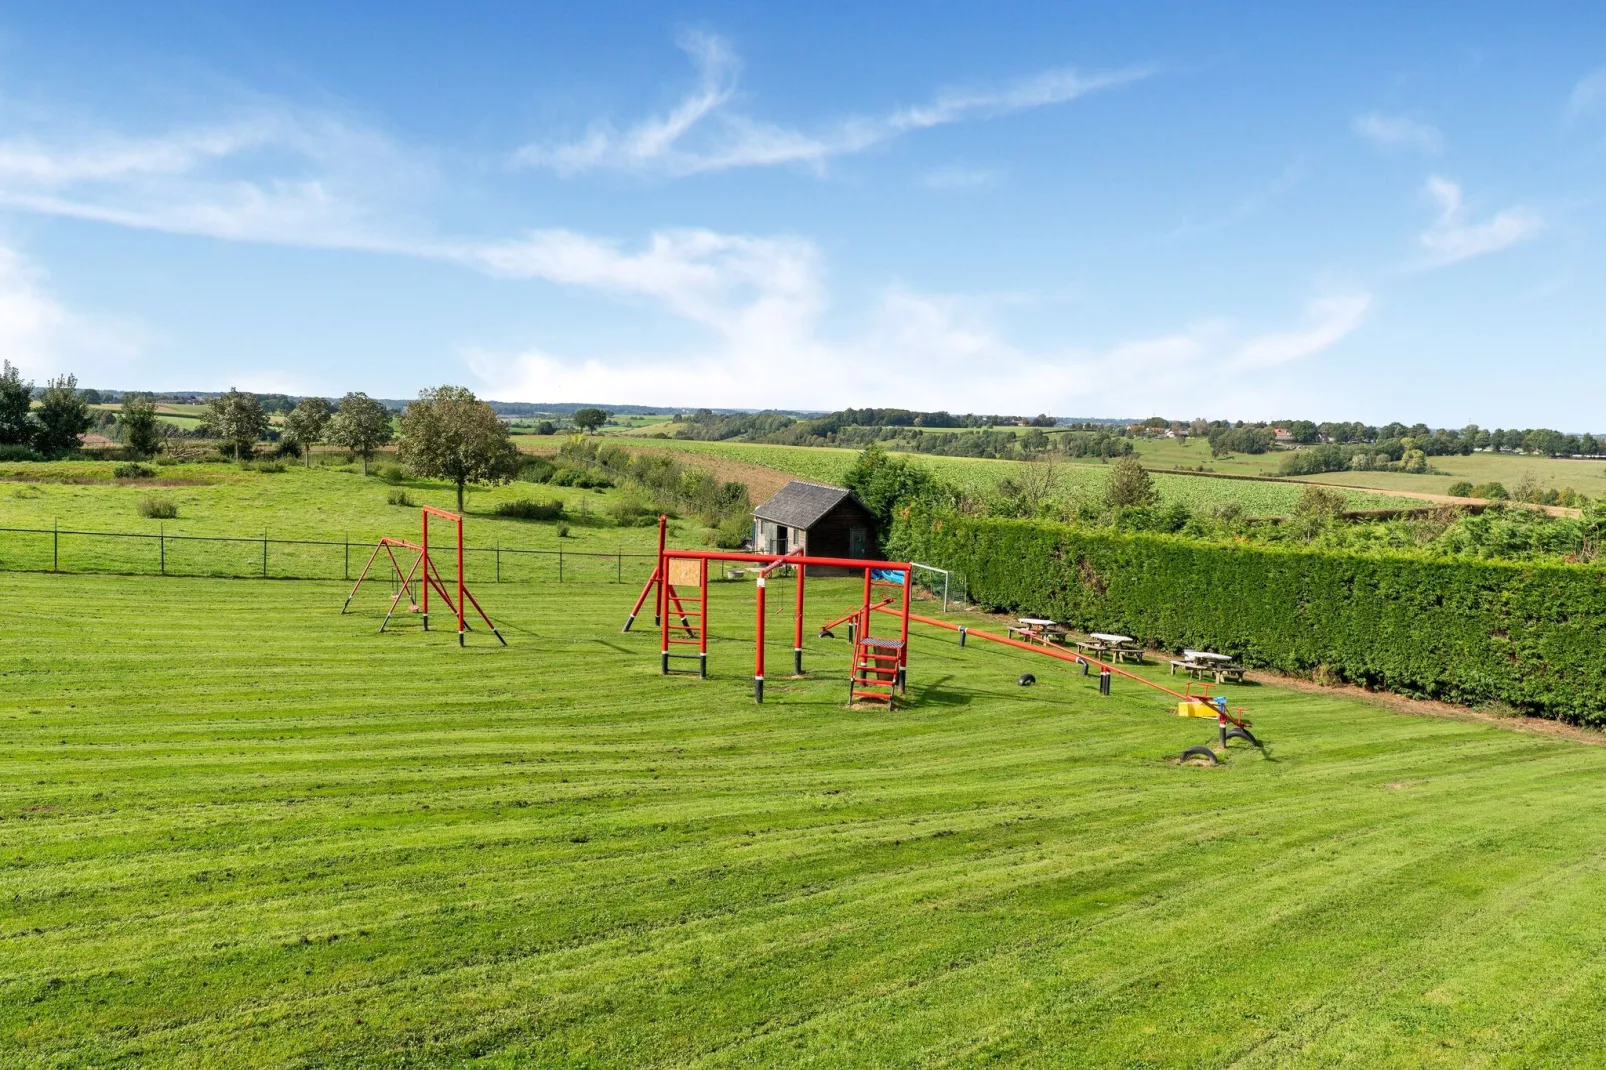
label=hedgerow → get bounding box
[890,510,1606,723]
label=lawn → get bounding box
[5,570,1606,1066]
[612,438,1427,514]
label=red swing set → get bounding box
[341,505,506,646]
[623,515,913,705]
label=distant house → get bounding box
[752,481,878,573]
[78,432,118,450]
[1272,428,1295,444]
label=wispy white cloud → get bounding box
[512,32,1152,178]
[922,166,999,191]
[1417,176,1543,267]
[1231,294,1372,370]
[1352,112,1443,154]
[0,243,145,381]
[1568,67,1606,121]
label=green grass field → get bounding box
[6,570,1606,1066]
[1131,438,1606,499]
[606,438,1426,514]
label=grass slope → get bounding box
[5,572,1606,1066]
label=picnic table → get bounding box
[1076,632,1145,663]
[1008,617,1068,645]
[1170,649,1245,683]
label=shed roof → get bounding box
[752,480,863,529]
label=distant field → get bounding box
[1132,438,1606,499]
[621,438,1427,514]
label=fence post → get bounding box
[496,540,501,583]
[160,522,165,575]
[53,516,58,572]
[345,533,350,580]
[262,531,268,578]
[558,547,563,583]
[616,548,621,583]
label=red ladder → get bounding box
[850,636,904,707]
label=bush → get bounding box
[377,464,406,485]
[551,466,612,489]
[1471,482,1509,501]
[1447,481,1474,498]
[518,456,556,483]
[244,460,286,473]
[387,489,414,507]
[1105,456,1158,509]
[0,444,42,462]
[607,494,656,526]
[137,496,179,519]
[711,514,750,549]
[891,509,1606,724]
[495,498,564,520]
[1293,485,1347,520]
[113,462,156,479]
[556,523,571,538]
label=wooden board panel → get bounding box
[667,558,704,587]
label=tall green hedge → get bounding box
[890,510,1606,724]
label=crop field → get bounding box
[618,438,1427,515]
[7,569,1606,1066]
[1131,438,1606,499]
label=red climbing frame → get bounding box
[341,506,506,646]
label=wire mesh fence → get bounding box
[0,524,665,586]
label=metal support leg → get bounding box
[754,676,764,703]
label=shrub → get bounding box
[495,498,564,520]
[1470,482,1509,501]
[0,444,42,462]
[1293,485,1347,520]
[556,523,571,538]
[377,464,406,485]
[1447,481,1474,498]
[387,489,414,507]
[518,456,556,483]
[137,496,179,519]
[551,466,612,489]
[244,460,286,473]
[891,509,1606,724]
[711,514,750,549]
[607,494,654,526]
[1105,456,1158,509]
[113,462,156,479]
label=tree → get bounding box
[201,388,270,461]
[1105,455,1158,509]
[0,360,34,446]
[843,443,952,546]
[397,385,519,511]
[33,374,93,455]
[534,420,557,436]
[571,407,609,433]
[328,392,394,474]
[119,393,163,458]
[282,397,333,468]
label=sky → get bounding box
[0,2,1602,427]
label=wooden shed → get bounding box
[752,480,878,573]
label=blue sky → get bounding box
[0,2,1602,426]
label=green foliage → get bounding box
[496,497,564,520]
[518,456,556,483]
[136,496,179,519]
[118,393,163,458]
[551,465,613,489]
[711,513,749,548]
[113,462,156,479]
[33,374,94,456]
[843,444,954,545]
[1472,482,1509,500]
[1104,456,1158,509]
[891,510,1606,723]
[605,494,656,526]
[0,360,33,446]
[1448,481,1474,498]
[396,385,519,511]
[0,444,42,462]
[386,488,414,507]
[377,464,406,485]
[200,388,270,461]
[1293,485,1348,520]
[571,407,610,433]
[1208,425,1274,456]
[328,392,395,475]
[560,438,748,525]
[282,397,333,467]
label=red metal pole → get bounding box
[859,566,872,643]
[898,566,912,691]
[456,515,465,646]
[754,573,766,703]
[793,559,805,675]
[698,557,709,678]
[421,509,430,631]
[655,514,667,626]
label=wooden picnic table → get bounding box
[1170,649,1245,683]
[1008,617,1068,644]
[1076,632,1145,663]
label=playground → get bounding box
[8,547,1606,1065]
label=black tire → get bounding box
[1181,745,1218,765]
[1018,673,1036,687]
[1224,726,1261,747]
